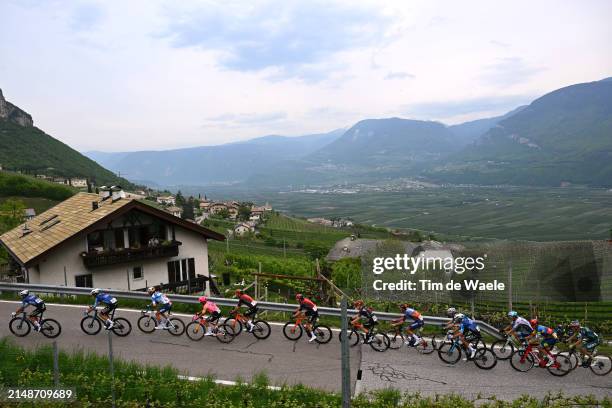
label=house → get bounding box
[156,195,176,206]
[24,208,36,221]
[53,177,69,185]
[124,191,146,200]
[165,206,182,218]
[0,191,224,293]
[226,204,239,219]
[199,201,212,211]
[208,202,228,215]
[234,222,255,237]
[70,178,88,188]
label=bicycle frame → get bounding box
[519,343,561,368]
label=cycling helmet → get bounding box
[147,286,156,294]
[19,289,29,297]
[569,320,580,327]
[399,303,408,310]
[90,288,100,296]
[508,310,518,318]
[529,318,538,328]
[454,313,465,322]
[446,307,456,317]
[198,296,207,304]
[353,300,364,308]
[296,293,304,300]
[235,289,243,296]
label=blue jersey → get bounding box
[459,316,478,332]
[22,294,44,308]
[404,308,423,322]
[535,325,555,338]
[93,293,117,308]
[151,292,171,306]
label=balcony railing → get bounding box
[82,241,181,268]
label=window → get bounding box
[75,274,93,288]
[167,258,196,283]
[114,229,125,249]
[133,266,144,280]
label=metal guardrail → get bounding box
[0,282,503,339]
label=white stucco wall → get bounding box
[28,223,211,295]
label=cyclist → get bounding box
[526,318,558,367]
[451,313,479,360]
[391,303,424,347]
[147,287,172,330]
[197,296,222,336]
[88,288,117,329]
[566,320,600,367]
[12,290,45,332]
[233,289,258,333]
[502,310,533,341]
[351,300,379,344]
[295,293,318,343]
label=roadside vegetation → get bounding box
[0,338,608,408]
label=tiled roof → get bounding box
[0,192,131,266]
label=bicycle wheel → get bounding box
[9,317,30,337]
[215,326,235,343]
[430,333,446,350]
[589,355,612,376]
[557,351,579,370]
[167,318,185,336]
[369,332,390,352]
[510,350,534,372]
[223,318,243,336]
[112,317,132,337]
[251,320,271,340]
[473,348,497,370]
[185,321,205,341]
[416,338,436,355]
[490,339,514,360]
[547,354,571,377]
[313,325,332,344]
[338,329,360,347]
[137,316,156,333]
[387,330,404,350]
[80,316,102,335]
[438,343,461,364]
[40,319,62,339]
[283,322,303,341]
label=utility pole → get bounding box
[340,297,351,408]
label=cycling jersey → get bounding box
[298,298,317,312]
[578,327,598,341]
[151,292,171,306]
[535,325,555,338]
[404,308,422,322]
[93,293,117,308]
[359,307,378,326]
[21,294,45,309]
[237,294,257,308]
[512,317,531,331]
[203,301,220,314]
[459,316,479,332]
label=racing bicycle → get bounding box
[185,313,234,343]
[80,308,132,337]
[338,320,390,352]
[222,309,272,340]
[283,312,333,344]
[9,310,62,339]
[137,309,185,336]
[437,332,497,370]
[557,347,611,376]
[386,324,435,354]
[509,341,571,376]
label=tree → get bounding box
[303,241,330,261]
[217,208,230,219]
[237,203,252,221]
[0,198,26,233]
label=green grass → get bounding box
[0,196,60,214]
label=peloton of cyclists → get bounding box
[12,290,46,332]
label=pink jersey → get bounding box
[204,301,220,314]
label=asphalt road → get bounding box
[0,301,360,392]
[358,342,611,401]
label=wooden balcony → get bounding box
[82,241,181,268]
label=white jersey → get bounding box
[512,317,531,330]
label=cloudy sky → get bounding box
[1,0,611,151]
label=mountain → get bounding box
[427,78,612,187]
[85,129,344,187]
[0,89,134,188]
[448,106,525,145]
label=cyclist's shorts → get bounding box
[409,320,424,330]
[206,311,222,323]
[29,306,46,317]
[540,337,557,348]
[463,328,481,339]
[158,303,172,313]
[583,338,600,351]
[102,303,117,314]
[515,326,532,338]
[364,319,378,329]
[244,306,258,318]
[305,310,319,324]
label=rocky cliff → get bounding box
[0,89,33,127]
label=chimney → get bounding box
[110,185,125,202]
[100,186,111,200]
[92,201,99,211]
